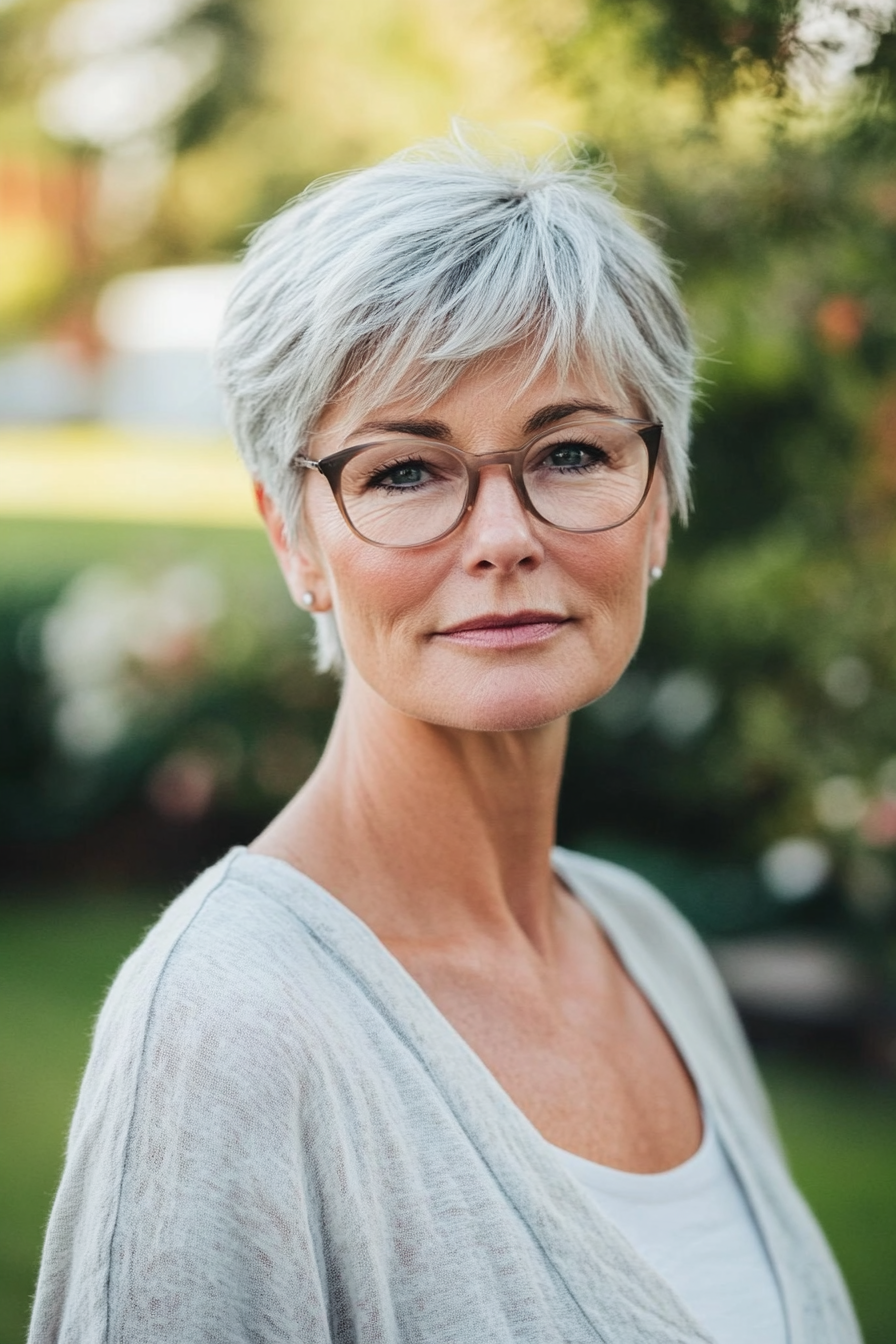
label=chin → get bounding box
[407,663,606,733]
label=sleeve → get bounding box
[28,923,333,1344]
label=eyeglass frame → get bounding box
[290,415,664,550]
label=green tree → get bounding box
[540,1,896,940]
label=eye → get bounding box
[367,457,434,490]
[381,462,426,487]
[541,440,608,470]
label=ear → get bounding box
[254,483,333,613]
[647,475,671,577]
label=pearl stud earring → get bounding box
[301,591,315,608]
[649,566,664,583]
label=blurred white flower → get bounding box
[791,0,896,98]
[54,685,129,756]
[761,837,831,902]
[124,563,224,666]
[650,669,719,744]
[41,561,223,757]
[822,654,871,708]
[38,0,225,237]
[42,565,141,687]
[39,32,220,149]
[48,0,203,61]
[813,774,867,830]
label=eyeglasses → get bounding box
[292,415,662,549]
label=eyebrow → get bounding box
[521,401,625,434]
[352,417,452,440]
[351,401,626,444]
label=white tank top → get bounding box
[551,1111,787,1344]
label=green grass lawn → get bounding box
[0,515,273,597]
[0,898,161,1343]
[759,1057,896,1344]
[2,897,895,1343]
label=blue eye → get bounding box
[383,463,426,487]
[366,458,433,490]
[540,441,607,470]
[548,445,589,467]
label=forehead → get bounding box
[314,345,638,445]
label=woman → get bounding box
[30,133,859,1344]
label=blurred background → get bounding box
[2,0,896,1338]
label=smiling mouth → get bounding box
[436,611,569,649]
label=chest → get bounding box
[384,927,703,1171]
[300,973,854,1344]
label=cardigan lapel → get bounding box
[555,849,862,1344]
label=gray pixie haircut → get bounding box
[215,128,696,674]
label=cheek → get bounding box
[565,527,649,619]
[316,515,442,664]
[558,529,653,700]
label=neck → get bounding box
[254,669,569,951]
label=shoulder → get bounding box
[63,851,363,1220]
[35,852,337,1342]
[553,846,707,961]
[554,844,731,1013]
[91,850,348,1096]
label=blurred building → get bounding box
[0,264,237,432]
[95,265,236,431]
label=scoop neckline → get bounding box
[547,1106,724,1201]
[231,843,708,1175]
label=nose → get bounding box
[459,464,544,574]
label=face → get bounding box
[262,348,670,733]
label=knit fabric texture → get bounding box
[29,846,862,1343]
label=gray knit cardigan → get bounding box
[29,846,861,1343]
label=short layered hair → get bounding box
[215,129,696,672]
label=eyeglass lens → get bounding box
[337,418,651,547]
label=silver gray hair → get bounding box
[215,128,696,674]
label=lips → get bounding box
[440,610,566,634]
[436,611,568,649]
